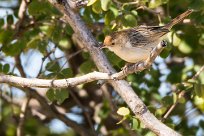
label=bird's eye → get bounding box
[111,43,115,45]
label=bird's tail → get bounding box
[165,9,193,29]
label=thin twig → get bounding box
[0,89,2,121]
[101,85,138,136]
[15,55,26,77]
[162,65,204,120]
[192,65,204,80]
[69,90,97,135]
[0,41,165,88]
[17,96,31,136]
[137,6,161,16]
[1,0,92,135]
[29,88,92,136]
[14,1,30,134]
[37,46,57,77]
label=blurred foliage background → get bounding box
[0,0,204,135]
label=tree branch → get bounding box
[162,64,204,120]
[0,0,92,135]
[192,65,204,80]
[0,0,181,135]
[0,72,110,88]
[0,41,165,88]
[17,97,31,136]
[45,1,180,135]
[29,89,92,136]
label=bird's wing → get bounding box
[128,26,169,47]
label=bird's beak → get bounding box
[99,44,106,49]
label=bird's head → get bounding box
[100,35,116,49]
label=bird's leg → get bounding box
[121,61,144,75]
[133,61,144,73]
[121,63,134,76]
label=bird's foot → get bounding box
[121,63,133,76]
[133,61,144,73]
[121,62,144,75]
[161,40,167,47]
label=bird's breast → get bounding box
[111,46,151,63]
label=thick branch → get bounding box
[0,72,110,88]
[5,0,181,135]
[47,2,179,135]
[0,42,165,88]
[1,1,91,135]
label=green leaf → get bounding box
[194,83,204,98]
[98,100,110,119]
[117,107,130,116]
[105,11,115,25]
[45,61,60,72]
[65,25,74,36]
[92,0,102,14]
[0,19,4,28]
[162,96,173,106]
[160,48,170,58]
[160,42,171,58]
[28,1,47,15]
[194,96,204,111]
[199,33,204,45]
[145,131,157,136]
[3,64,10,74]
[155,107,166,116]
[27,37,41,49]
[46,89,69,104]
[131,10,138,16]
[4,39,27,56]
[79,60,95,74]
[51,24,61,43]
[46,89,55,102]
[87,0,98,6]
[60,68,73,78]
[178,41,193,54]
[132,117,139,130]
[109,6,118,17]
[83,7,94,24]
[148,0,162,9]
[59,38,72,49]
[28,1,60,16]
[0,63,3,72]
[38,40,48,54]
[199,120,204,128]
[6,124,16,136]
[82,52,90,59]
[41,24,62,43]
[178,97,186,104]
[100,0,111,11]
[121,14,137,27]
[0,30,13,45]
[55,89,69,104]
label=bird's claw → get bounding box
[133,61,143,73]
[161,40,167,47]
[122,65,128,76]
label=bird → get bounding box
[100,9,193,64]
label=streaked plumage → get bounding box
[102,9,193,63]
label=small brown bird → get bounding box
[101,9,193,63]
